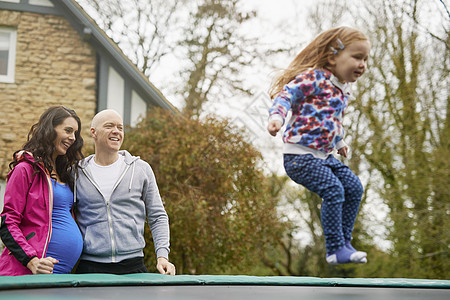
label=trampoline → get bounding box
[0,274,448,300]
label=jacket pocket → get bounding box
[83,221,111,256]
[25,232,36,240]
[113,219,144,254]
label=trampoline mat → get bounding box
[0,285,449,300]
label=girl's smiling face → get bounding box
[328,40,371,83]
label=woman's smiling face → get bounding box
[53,116,78,160]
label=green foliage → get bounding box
[349,0,449,279]
[123,108,285,274]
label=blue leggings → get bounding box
[284,154,363,254]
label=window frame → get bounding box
[0,27,17,84]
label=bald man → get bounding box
[74,109,175,275]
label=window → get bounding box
[0,28,17,83]
[107,66,125,117]
[131,90,147,127]
[29,0,54,7]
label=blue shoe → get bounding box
[345,240,367,257]
[345,240,356,251]
[326,245,367,265]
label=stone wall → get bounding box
[0,10,97,178]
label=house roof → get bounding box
[53,0,178,112]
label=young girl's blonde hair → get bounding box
[268,26,369,99]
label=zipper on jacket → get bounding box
[81,163,130,263]
[105,200,116,262]
[42,173,53,258]
[81,168,117,261]
[108,164,130,262]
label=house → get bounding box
[0,0,176,206]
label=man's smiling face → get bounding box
[91,110,124,153]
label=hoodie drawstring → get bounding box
[129,162,135,192]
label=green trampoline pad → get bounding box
[0,274,448,300]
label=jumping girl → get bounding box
[267,26,370,264]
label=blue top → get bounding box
[46,179,83,274]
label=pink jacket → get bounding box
[0,154,53,276]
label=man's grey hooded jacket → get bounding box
[74,150,170,263]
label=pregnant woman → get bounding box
[0,106,84,275]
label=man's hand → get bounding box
[267,120,282,136]
[27,256,59,274]
[337,146,348,158]
[156,257,176,275]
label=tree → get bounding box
[123,107,285,274]
[261,0,449,279]
[261,179,330,277]
[350,0,449,278]
[178,0,258,118]
[76,0,184,79]
[76,0,260,118]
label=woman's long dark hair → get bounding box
[9,106,84,190]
